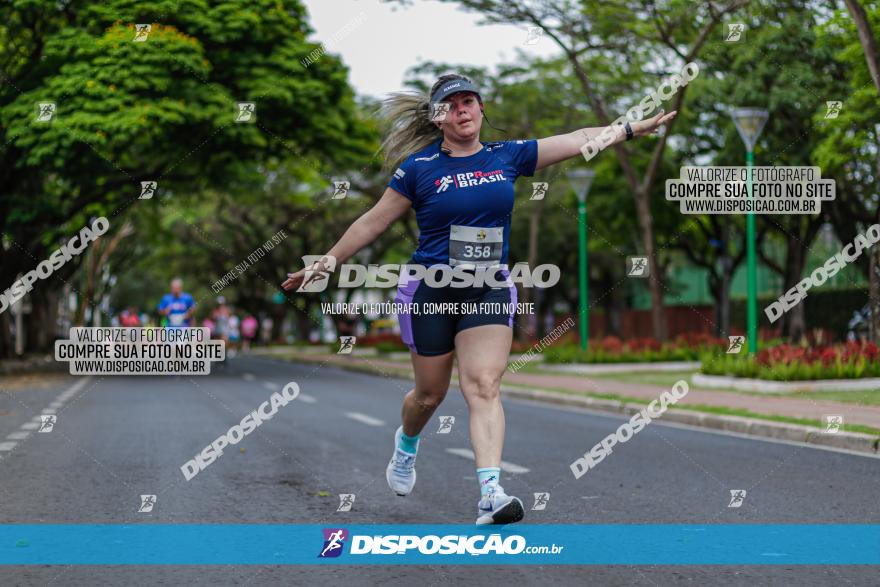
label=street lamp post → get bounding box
[731,108,769,355]
[566,168,596,351]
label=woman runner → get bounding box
[282,74,675,524]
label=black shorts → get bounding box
[394,268,517,357]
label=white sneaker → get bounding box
[475,485,524,525]
[386,426,418,496]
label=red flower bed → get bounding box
[755,340,879,367]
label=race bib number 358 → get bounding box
[448,225,503,268]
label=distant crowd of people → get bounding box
[111,278,275,352]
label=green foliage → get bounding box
[545,343,703,364]
[730,286,869,337]
[700,346,880,381]
[1,0,373,287]
[375,341,409,353]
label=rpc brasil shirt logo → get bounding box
[435,169,506,193]
[318,528,542,557]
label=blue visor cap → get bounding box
[430,79,483,105]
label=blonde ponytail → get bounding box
[378,74,474,174]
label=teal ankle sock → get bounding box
[477,467,501,497]
[397,429,420,454]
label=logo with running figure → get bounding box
[297,255,337,293]
[532,492,550,511]
[436,416,455,433]
[824,101,842,119]
[727,336,745,354]
[38,415,56,432]
[530,182,549,200]
[138,494,156,513]
[728,489,746,508]
[318,528,348,558]
[725,23,745,42]
[338,336,356,354]
[627,256,649,278]
[337,493,355,512]
[435,170,507,193]
[823,414,843,433]
[436,175,453,193]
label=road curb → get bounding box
[278,353,880,456]
[693,372,880,393]
[0,355,68,376]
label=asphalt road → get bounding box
[0,354,878,585]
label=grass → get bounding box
[522,365,880,406]
[789,389,880,406]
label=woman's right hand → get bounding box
[281,259,328,292]
[281,268,307,292]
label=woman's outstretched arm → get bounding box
[534,110,677,172]
[281,187,412,291]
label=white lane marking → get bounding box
[1,377,91,454]
[262,381,280,391]
[344,412,385,427]
[243,373,256,382]
[444,448,530,474]
[297,393,317,404]
[56,377,92,402]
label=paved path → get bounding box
[2,355,878,585]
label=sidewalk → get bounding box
[274,351,880,432]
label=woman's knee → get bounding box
[461,373,501,403]
[412,385,448,409]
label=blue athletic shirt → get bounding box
[387,138,538,267]
[158,293,195,328]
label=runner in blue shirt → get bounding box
[282,74,675,524]
[158,278,195,328]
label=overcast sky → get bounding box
[301,0,560,101]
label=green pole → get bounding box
[746,149,758,354]
[578,195,589,351]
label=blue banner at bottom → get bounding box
[1,525,878,565]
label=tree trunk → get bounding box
[783,235,807,342]
[844,0,880,95]
[0,309,11,359]
[293,307,312,343]
[634,191,667,341]
[24,288,58,353]
[599,264,616,338]
[869,246,880,343]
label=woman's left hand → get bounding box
[631,109,677,137]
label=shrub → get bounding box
[544,335,726,364]
[375,341,409,353]
[700,341,880,380]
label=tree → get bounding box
[0,0,373,356]
[814,0,880,341]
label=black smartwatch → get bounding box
[624,121,634,141]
